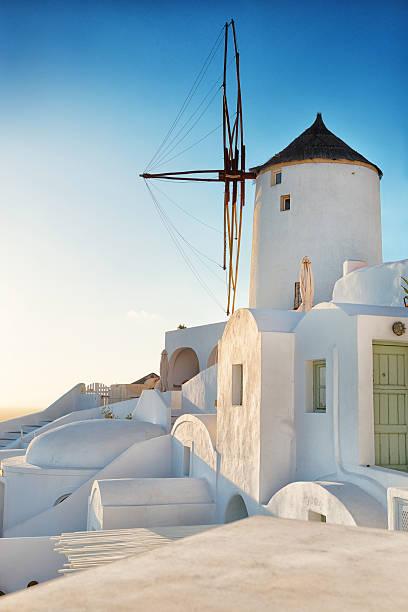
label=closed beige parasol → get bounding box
[297,256,314,312]
[159,349,169,392]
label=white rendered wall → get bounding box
[0,536,63,594]
[293,304,408,507]
[181,365,218,414]
[259,332,295,503]
[217,309,298,507]
[87,477,215,530]
[217,309,262,503]
[333,259,408,307]
[2,460,95,531]
[166,322,226,373]
[132,390,171,432]
[171,414,217,489]
[249,162,382,309]
[266,481,386,528]
[3,435,172,537]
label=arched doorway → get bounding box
[207,345,218,368]
[225,494,248,523]
[169,347,200,389]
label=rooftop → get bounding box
[3,516,408,610]
[250,113,382,178]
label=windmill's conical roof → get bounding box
[250,113,382,178]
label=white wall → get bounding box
[4,435,173,537]
[259,332,295,504]
[217,309,262,503]
[293,306,352,481]
[293,304,408,507]
[333,259,408,307]
[88,477,215,530]
[181,365,218,414]
[132,390,171,432]
[2,461,95,531]
[266,481,386,528]
[166,322,226,373]
[0,536,63,594]
[171,414,217,488]
[249,162,382,309]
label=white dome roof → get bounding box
[26,419,165,469]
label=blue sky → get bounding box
[0,0,407,408]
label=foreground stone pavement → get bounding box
[1,516,408,611]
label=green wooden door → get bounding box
[373,342,408,471]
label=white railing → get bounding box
[85,383,110,406]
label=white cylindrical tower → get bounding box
[249,113,383,310]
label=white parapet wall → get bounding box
[181,365,217,414]
[332,259,408,307]
[0,536,64,595]
[132,390,171,432]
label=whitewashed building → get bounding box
[1,114,408,592]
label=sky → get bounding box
[0,0,407,410]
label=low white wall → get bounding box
[4,435,173,537]
[21,406,102,443]
[95,502,215,531]
[332,259,408,307]
[2,462,95,532]
[132,390,171,432]
[0,450,26,463]
[181,365,217,414]
[0,536,63,594]
[23,399,142,443]
[88,477,215,531]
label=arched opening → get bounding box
[54,493,71,506]
[169,347,199,389]
[225,494,248,523]
[27,581,38,588]
[207,345,218,368]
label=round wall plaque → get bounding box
[392,321,406,336]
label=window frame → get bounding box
[313,359,326,412]
[280,194,291,211]
[232,363,243,406]
[270,169,282,186]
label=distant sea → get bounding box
[0,407,40,422]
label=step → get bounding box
[38,421,52,426]
[2,432,21,440]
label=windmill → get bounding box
[141,20,255,316]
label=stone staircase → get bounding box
[0,420,52,449]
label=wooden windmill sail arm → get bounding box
[140,170,255,181]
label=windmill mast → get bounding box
[141,20,254,315]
